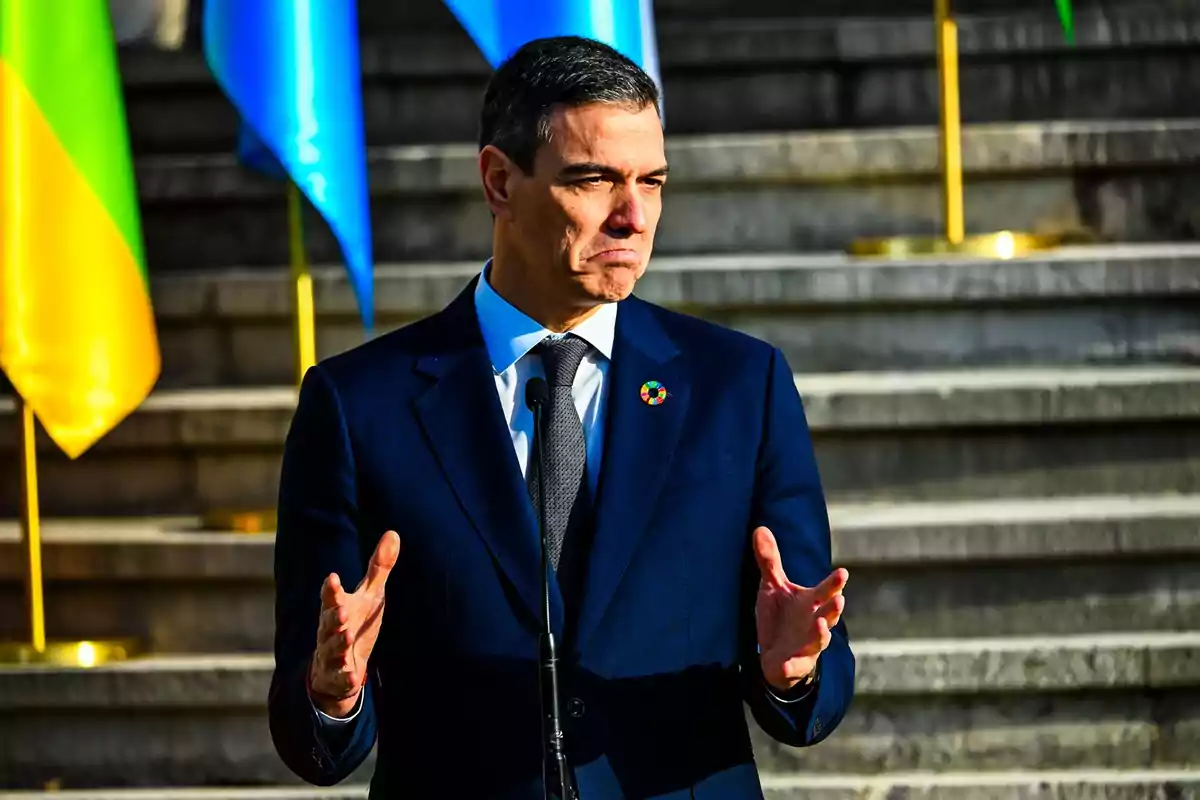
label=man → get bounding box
[270,36,853,799]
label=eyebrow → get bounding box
[557,162,670,180]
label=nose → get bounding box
[604,187,648,237]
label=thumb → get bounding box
[362,530,401,593]
[753,526,789,589]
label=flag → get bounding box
[203,0,374,328]
[445,0,662,92]
[0,0,161,459]
[1056,0,1074,43]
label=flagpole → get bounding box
[936,0,964,245]
[200,182,309,535]
[848,0,1060,258]
[18,398,46,654]
[288,181,317,387]
[0,398,134,665]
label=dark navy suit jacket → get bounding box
[269,279,854,799]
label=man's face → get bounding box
[503,101,667,307]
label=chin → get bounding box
[595,285,635,303]
[578,267,641,304]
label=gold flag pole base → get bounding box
[850,3,1067,265]
[0,638,138,667]
[3,402,141,666]
[848,230,1064,260]
[199,508,277,534]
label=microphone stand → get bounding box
[526,378,576,800]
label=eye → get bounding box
[577,176,605,186]
[643,178,665,189]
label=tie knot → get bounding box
[535,335,591,387]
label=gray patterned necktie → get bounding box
[527,335,592,594]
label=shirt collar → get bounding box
[474,261,617,374]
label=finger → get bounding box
[315,578,347,643]
[787,617,831,661]
[781,614,835,663]
[362,531,402,594]
[752,527,789,589]
[814,594,845,630]
[804,567,849,605]
[816,616,833,652]
[316,602,349,644]
[319,572,345,610]
[316,624,355,665]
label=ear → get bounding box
[479,145,519,219]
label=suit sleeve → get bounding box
[740,346,855,747]
[269,363,378,784]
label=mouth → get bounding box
[586,249,642,265]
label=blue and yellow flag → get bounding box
[202,0,374,328]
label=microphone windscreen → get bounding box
[525,376,549,410]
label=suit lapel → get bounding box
[412,283,565,636]
[576,298,689,652]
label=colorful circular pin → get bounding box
[640,380,667,406]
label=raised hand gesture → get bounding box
[753,526,848,693]
[308,530,401,717]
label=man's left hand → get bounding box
[753,526,848,694]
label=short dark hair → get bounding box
[478,36,661,174]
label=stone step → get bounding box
[828,494,1200,640]
[3,494,1197,650]
[4,771,1200,799]
[150,245,1200,386]
[0,367,1194,517]
[351,0,1200,26]
[150,0,1077,47]
[121,5,1200,153]
[1,633,1196,787]
[645,0,1195,17]
[135,119,1200,269]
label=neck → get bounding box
[488,252,601,334]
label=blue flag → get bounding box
[445,0,661,92]
[203,0,374,328]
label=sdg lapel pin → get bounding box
[640,380,667,406]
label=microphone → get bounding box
[525,378,575,800]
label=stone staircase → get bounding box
[2,252,1198,796]
[0,356,1196,516]
[120,0,1200,152]
[2,632,1199,787]
[134,119,1200,268]
[3,505,1200,790]
[2,0,1200,797]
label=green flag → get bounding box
[1056,0,1073,43]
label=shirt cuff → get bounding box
[763,658,820,704]
[310,687,364,726]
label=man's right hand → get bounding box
[308,530,401,717]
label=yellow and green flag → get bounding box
[1056,0,1073,43]
[1,0,160,458]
